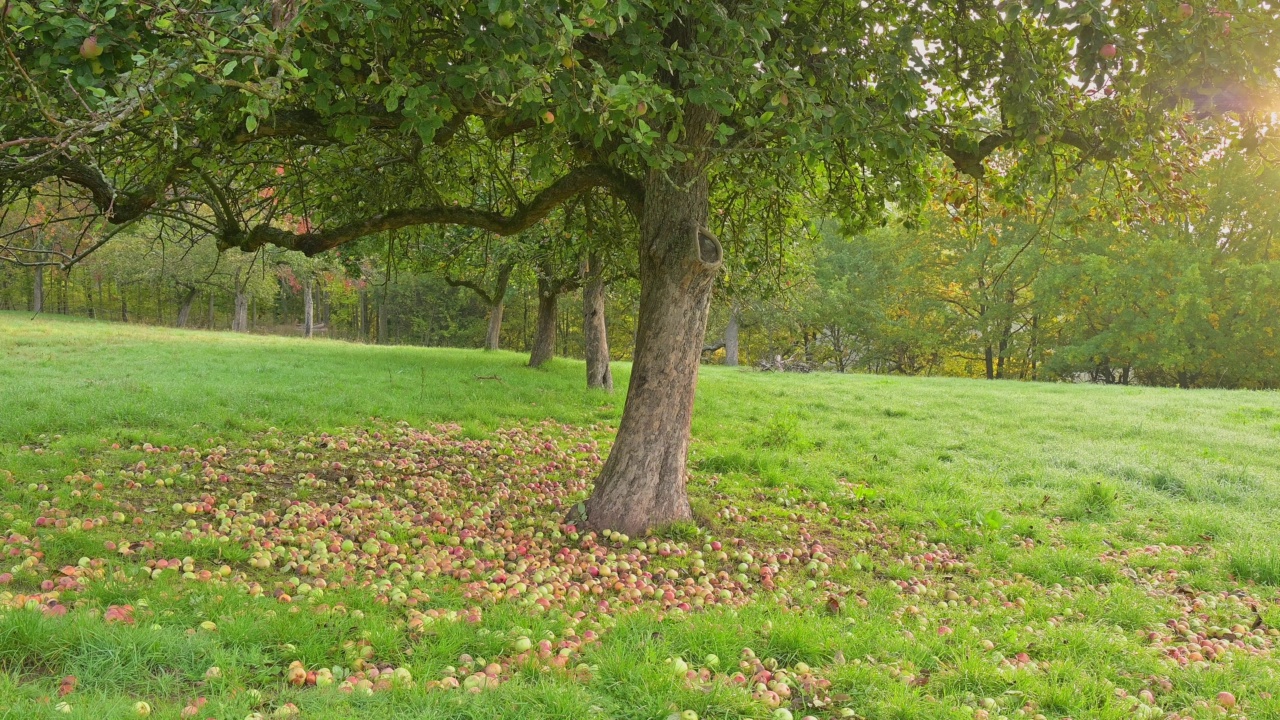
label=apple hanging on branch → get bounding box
[80,36,103,60]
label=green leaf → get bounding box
[245,114,258,132]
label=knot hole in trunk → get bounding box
[693,223,722,269]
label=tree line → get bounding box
[6,151,1279,390]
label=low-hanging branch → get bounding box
[216,164,644,256]
[2,155,171,224]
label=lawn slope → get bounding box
[1,312,1279,720]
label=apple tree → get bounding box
[2,0,1278,532]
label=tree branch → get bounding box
[219,165,644,256]
[443,274,494,306]
[939,128,1117,179]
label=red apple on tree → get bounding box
[80,36,103,60]
[1179,3,1194,20]
[1100,43,1117,59]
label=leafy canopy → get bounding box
[2,0,1277,261]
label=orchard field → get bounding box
[2,313,1280,720]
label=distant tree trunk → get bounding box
[303,281,314,338]
[995,333,1009,379]
[483,263,515,351]
[582,252,613,391]
[232,291,249,332]
[121,289,129,323]
[176,286,198,328]
[984,345,995,380]
[724,302,739,366]
[31,265,43,313]
[829,326,847,372]
[359,286,370,342]
[486,299,506,351]
[207,292,215,328]
[528,274,558,368]
[1027,314,1040,381]
[377,284,389,344]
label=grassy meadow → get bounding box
[2,311,1280,720]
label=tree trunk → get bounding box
[359,286,370,342]
[207,292,215,328]
[486,299,506,351]
[31,265,43,313]
[233,291,249,332]
[830,326,846,372]
[995,333,1008,379]
[583,165,721,535]
[724,302,739,366]
[176,286,197,328]
[583,252,613,391]
[303,281,314,338]
[484,263,514,351]
[121,289,129,323]
[377,286,389,344]
[528,276,558,368]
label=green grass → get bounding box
[2,312,1280,720]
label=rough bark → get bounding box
[31,265,43,313]
[232,291,249,332]
[528,275,558,368]
[583,162,721,535]
[582,252,613,391]
[176,286,197,328]
[303,281,314,338]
